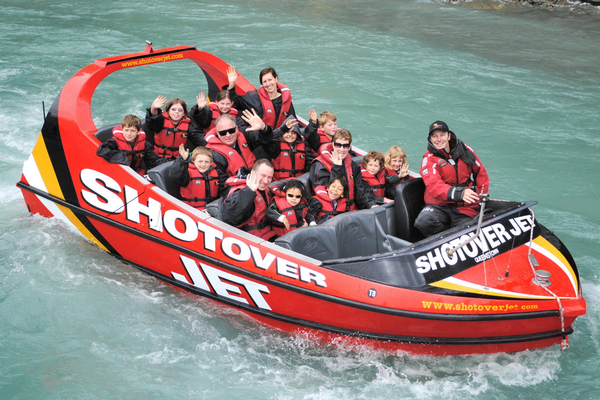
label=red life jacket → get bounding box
[314,143,356,210]
[270,194,308,237]
[179,164,220,210]
[361,168,386,198]
[317,128,332,155]
[208,103,238,132]
[420,149,487,218]
[153,111,191,159]
[272,140,307,180]
[313,187,348,222]
[206,131,256,177]
[112,125,147,175]
[258,83,292,129]
[227,183,275,240]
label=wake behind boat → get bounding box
[17,44,586,356]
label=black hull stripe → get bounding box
[40,95,119,255]
[18,182,564,324]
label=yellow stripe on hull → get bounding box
[27,133,109,253]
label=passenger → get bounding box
[96,114,166,175]
[309,129,376,211]
[222,159,276,241]
[384,145,412,200]
[268,179,313,236]
[361,150,392,205]
[304,109,338,154]
[264,117,316,181]
[145,96,206,160]
[415,121,490,238]
[206,111,274,188]
[307,177,349,224]
[236,67,296,129]
[169,144,222,210]
[189,66,239,133]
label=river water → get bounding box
[1,0,600,398]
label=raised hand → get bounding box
[286,118,298,130]
[151,95,167,115]
[309,108,317,124]
[330,149,342,165]
[178,144,189,161]
[246,169,259,192]
[399,162,410,178]
[196,92,207,108]
[241,109,266,131]
[227,66,238,89]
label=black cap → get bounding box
[429,120,449,135]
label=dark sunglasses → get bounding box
[217,127,236,136]
[333,142,351,149]
[287,193,302,199]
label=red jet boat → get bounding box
[17,44,586,355]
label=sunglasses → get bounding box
[287,193,302,199]
[333,142,351,149]
[217,127,236,136]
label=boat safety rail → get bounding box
[446,193,489,257]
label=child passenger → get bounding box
[190,66,239,133]
[308,177,349,225]
[268,180,313,237]
[304,109,338,154]
[264,117,315,181]
[384,145,411,200]
[145,95,206,160]
[361,150,392,204]
[169,144,222,210]
[96,114,165,175]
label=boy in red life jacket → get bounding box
[268,179,314,237]
[169,144,222,210]
[307,177,349,224]
[414,120,489,238]
[264,117,316,181]
[309,129,376,211]
[361,151,393,205]
[145,96,206,160]
[97,114,166,176]
[384,145,412,200]
[303,109,338,154]
[190,66,239,133]
[222,159,276,241]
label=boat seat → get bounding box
[94,123,119,143]
[205,198,224,221]
[394,178,426,243]
[275,224,339,261]
[146,161,181,199]
[275,202,410,261]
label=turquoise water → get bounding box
[1,0,600,398]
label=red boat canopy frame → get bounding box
[60,44,257,137]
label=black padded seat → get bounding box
[94,123,119,143]
[394,178,426,243]
[146,161,180,199]
[205,198,224,221]
[275,224,339,261]
[275,202,410,262]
